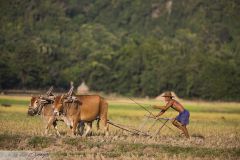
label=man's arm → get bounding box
[153,100,173,111]
[153,100,174,117]
[152,105,167,110]
[155,110,165,117]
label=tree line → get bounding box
[0,0,240,101]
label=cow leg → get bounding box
[102,120,109,136]
[44,126,49,135]
[83,123,92,137]
[71,119,78,136]
[88,122,93,136]
[61,116,72,129]
[100,116,109,136]
[96,118,100,130]
[45,116,55,135]
[53,121,61,136]
[100,100,109,136]
[78,121,85,136]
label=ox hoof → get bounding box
[56,133,61,137]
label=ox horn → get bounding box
[46,86,53,96]
[66,86,74,97]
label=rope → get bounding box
[128,97,155,116]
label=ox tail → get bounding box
[100,98,109,135]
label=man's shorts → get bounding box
[176,109,190,125]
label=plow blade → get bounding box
[107,120,151,136]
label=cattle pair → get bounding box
[27,87,109,136]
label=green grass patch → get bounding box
[63,137,79,146]
[109,103,240,114]
[50,143,240,159]
[160,144,240,158]
[0,98,29,106]
[0,133,22,149]
[82,139,103,148]
[106,142,240,158]
[28,136,54,148]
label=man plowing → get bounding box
[152,91,190,138]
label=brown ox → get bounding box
[27,87,74,136]
[27,96,63,136]
[52,95,109,136]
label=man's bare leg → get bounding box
[172,119,185,133]
[182,125,190,138]
[172,120,189,138]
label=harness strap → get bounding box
[36,100,53,115]
[62,100,80,116]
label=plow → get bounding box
[107,115,175,137]
[107,119,151,136]
[107,97,176,137]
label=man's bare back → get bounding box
[168,99,185,113]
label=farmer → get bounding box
[152,91,190,138]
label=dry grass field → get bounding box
[0,95,239,159]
